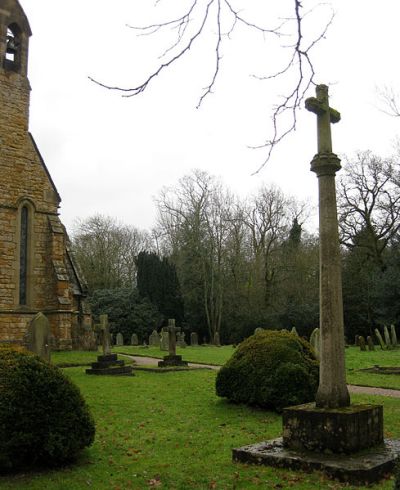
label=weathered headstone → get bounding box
[214,332,221,347]
[309,327,320,360]
[160,328,169,351]
[367,336,375,351]
[25,312,51,361]
[190,332,199,346]
[254,327,264,335]
[290,327,298,336]
[177,331,187,348]
[158,319,188,367]
[384,326,392,349]
[149,329,160,347]
[131,333,139,346]
[391,325,398,347]
[375,328,386,350]
[358,335,366,351]
[116,332,124,346]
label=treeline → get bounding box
[72,152,400,344]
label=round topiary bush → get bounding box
[0,345,95,471]
[216,330,319,412]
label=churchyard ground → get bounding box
[1,346,399,489]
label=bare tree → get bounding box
[337,152,400,268]
[376,85,400,117]
[90,1,333,170]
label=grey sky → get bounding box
[20,0,400,234]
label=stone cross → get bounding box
[99,314,111,356]
[305,84,340,154]
[306,84,350,409]
[167,318,180,357]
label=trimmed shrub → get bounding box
[216,330,319,412]
[0,345,95,471]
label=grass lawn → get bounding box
[1,366,399,490]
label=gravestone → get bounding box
[391,325,398,346]
[367,336,375,351]
[158,319,188,367]
[214,332,221,346]
[384,326,392,349]
[149,329,160,347]
[254,327,264,335]
[358,335,366,351]
[160,328,169,351]
[190,332,199,346]
[354,335,359,346]
[177,331,187,348]
[116,332,124,346]
[290,327,298,336]
[86,314,133,376]
[375,328,386,350]
[131,333,139,346]
[309,327,320,360]
[233,84,400,484]
[25,312,51,361]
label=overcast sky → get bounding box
[19,0,400,235]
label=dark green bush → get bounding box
[216,330,319,412]
[0,345,95,471]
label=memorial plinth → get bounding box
[86,353,134,376]
[232,85,400,483]
[158,354,188,368]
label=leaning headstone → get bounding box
[309,327,320,360]
[160,328,169,351]
[375,328,386,350]
[358,335,366,351]
[131,333,139,346]
[384,326,392,349]
[25,312,51,361]
[116,332,124,346]
[391,325,398,347]
[367,336,375,351]
[214,332,221,347]
[190,332,199,346]
[149,329,160,347]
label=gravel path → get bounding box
[124,355,400,397]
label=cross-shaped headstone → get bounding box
[167,318,180,356]
[99,314,111,356]
[305,84,340,154]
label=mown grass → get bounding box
[114,345,235,366]
[0,366,399,490]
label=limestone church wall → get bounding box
[0,0,94,350]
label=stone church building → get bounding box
[0,0,93,349]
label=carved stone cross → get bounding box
[167,318,180,357]
[99,314,111,356]
[305,84,340,154]
[305,84,350,409]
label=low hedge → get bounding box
[0,345,95,471]
[216,330,319,412]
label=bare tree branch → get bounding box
[90,0,334,170]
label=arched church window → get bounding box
[4,24,20,70]
[19,205,29,305]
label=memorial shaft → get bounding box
[306,85,350,408]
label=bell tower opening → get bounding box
[4,23,21,71]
